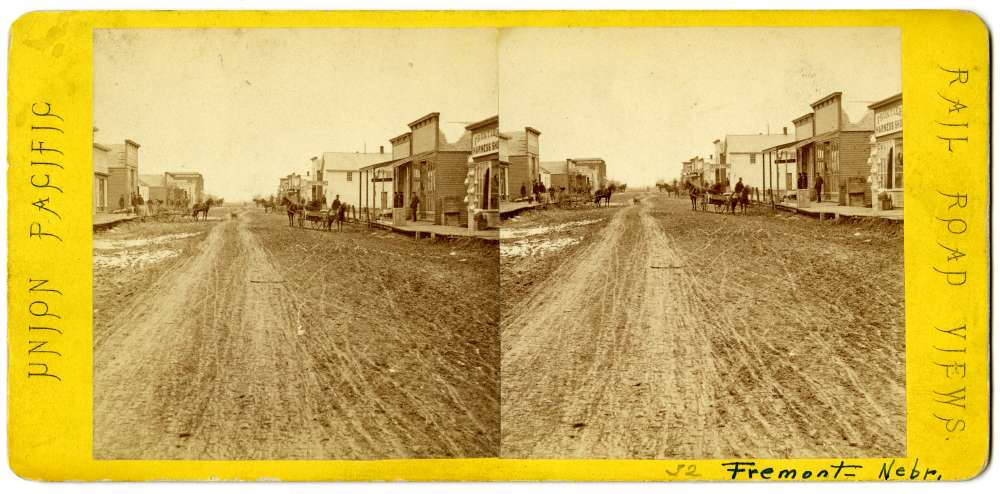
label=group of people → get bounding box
[391,191,423,222]
[796,172,825,201]
[521,180,564,205]
[687,177,752,212]
[116,193,162,217]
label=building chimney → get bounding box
[380,145,384,154]
[783,126,788,135]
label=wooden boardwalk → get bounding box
[93,213,139,231]
[500,201,543,218]
[372,219,499,242]
[776,201,903,221]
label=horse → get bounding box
[282,197,304,227]
[593,188,612,207]
[686,182,705,211]
[191,200,211,221]
[737,186,751,214]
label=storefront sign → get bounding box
[471,127,499,157]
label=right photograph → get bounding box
[498,27,905,459]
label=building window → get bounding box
[750,153,756,164]
[346,171,353,182]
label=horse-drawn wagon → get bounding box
[702,192,733,213]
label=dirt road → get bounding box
[501,193,905,459]
[94,210,498,460]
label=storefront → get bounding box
[793,92,874,206]
[868,93,903,211]
[466,115,507,229]
[367,113,473,226]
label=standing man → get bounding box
[520,183,527,202]
[330,194,342,214]
[815,173,825,202]
[409,191,420,222]
[734,177,745,196]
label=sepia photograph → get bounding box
[90,25,904,462]
[91,28,501,460]
[497,27,905,459]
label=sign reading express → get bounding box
[875,102,903,137]
[472,127,499,157]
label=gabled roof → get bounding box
[139,174,165,187]
[540,160,566,174]
[724,134,796,153]
[322,152,390,171]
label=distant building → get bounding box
[138,174,165,203]
[304,156,325,204]
[681,156,706,187]
[868,93,903,210]
[567,158,607,192]
[278,173,304,203]
[166,172,205,204]
[717,131,795,192]
[319,150,388,208]
[793,91,875,205]
[540,161,567,191]
[538,165,552,190]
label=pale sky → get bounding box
[500,27,901,187]
[96,27,900,198]
[94,29,498,201]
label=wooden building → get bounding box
[466,115,506,228]
[505,127,541,200]
[793,92,875,206]
[868,93,903,210]
[567,158,607,192]
[317,151,388,208]
[540,161,567,191]
[359,113,473,226]
[717,132,796,192]
[93,143,111,214]
[105,139,141,211]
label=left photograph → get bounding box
[91,28,501,460]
